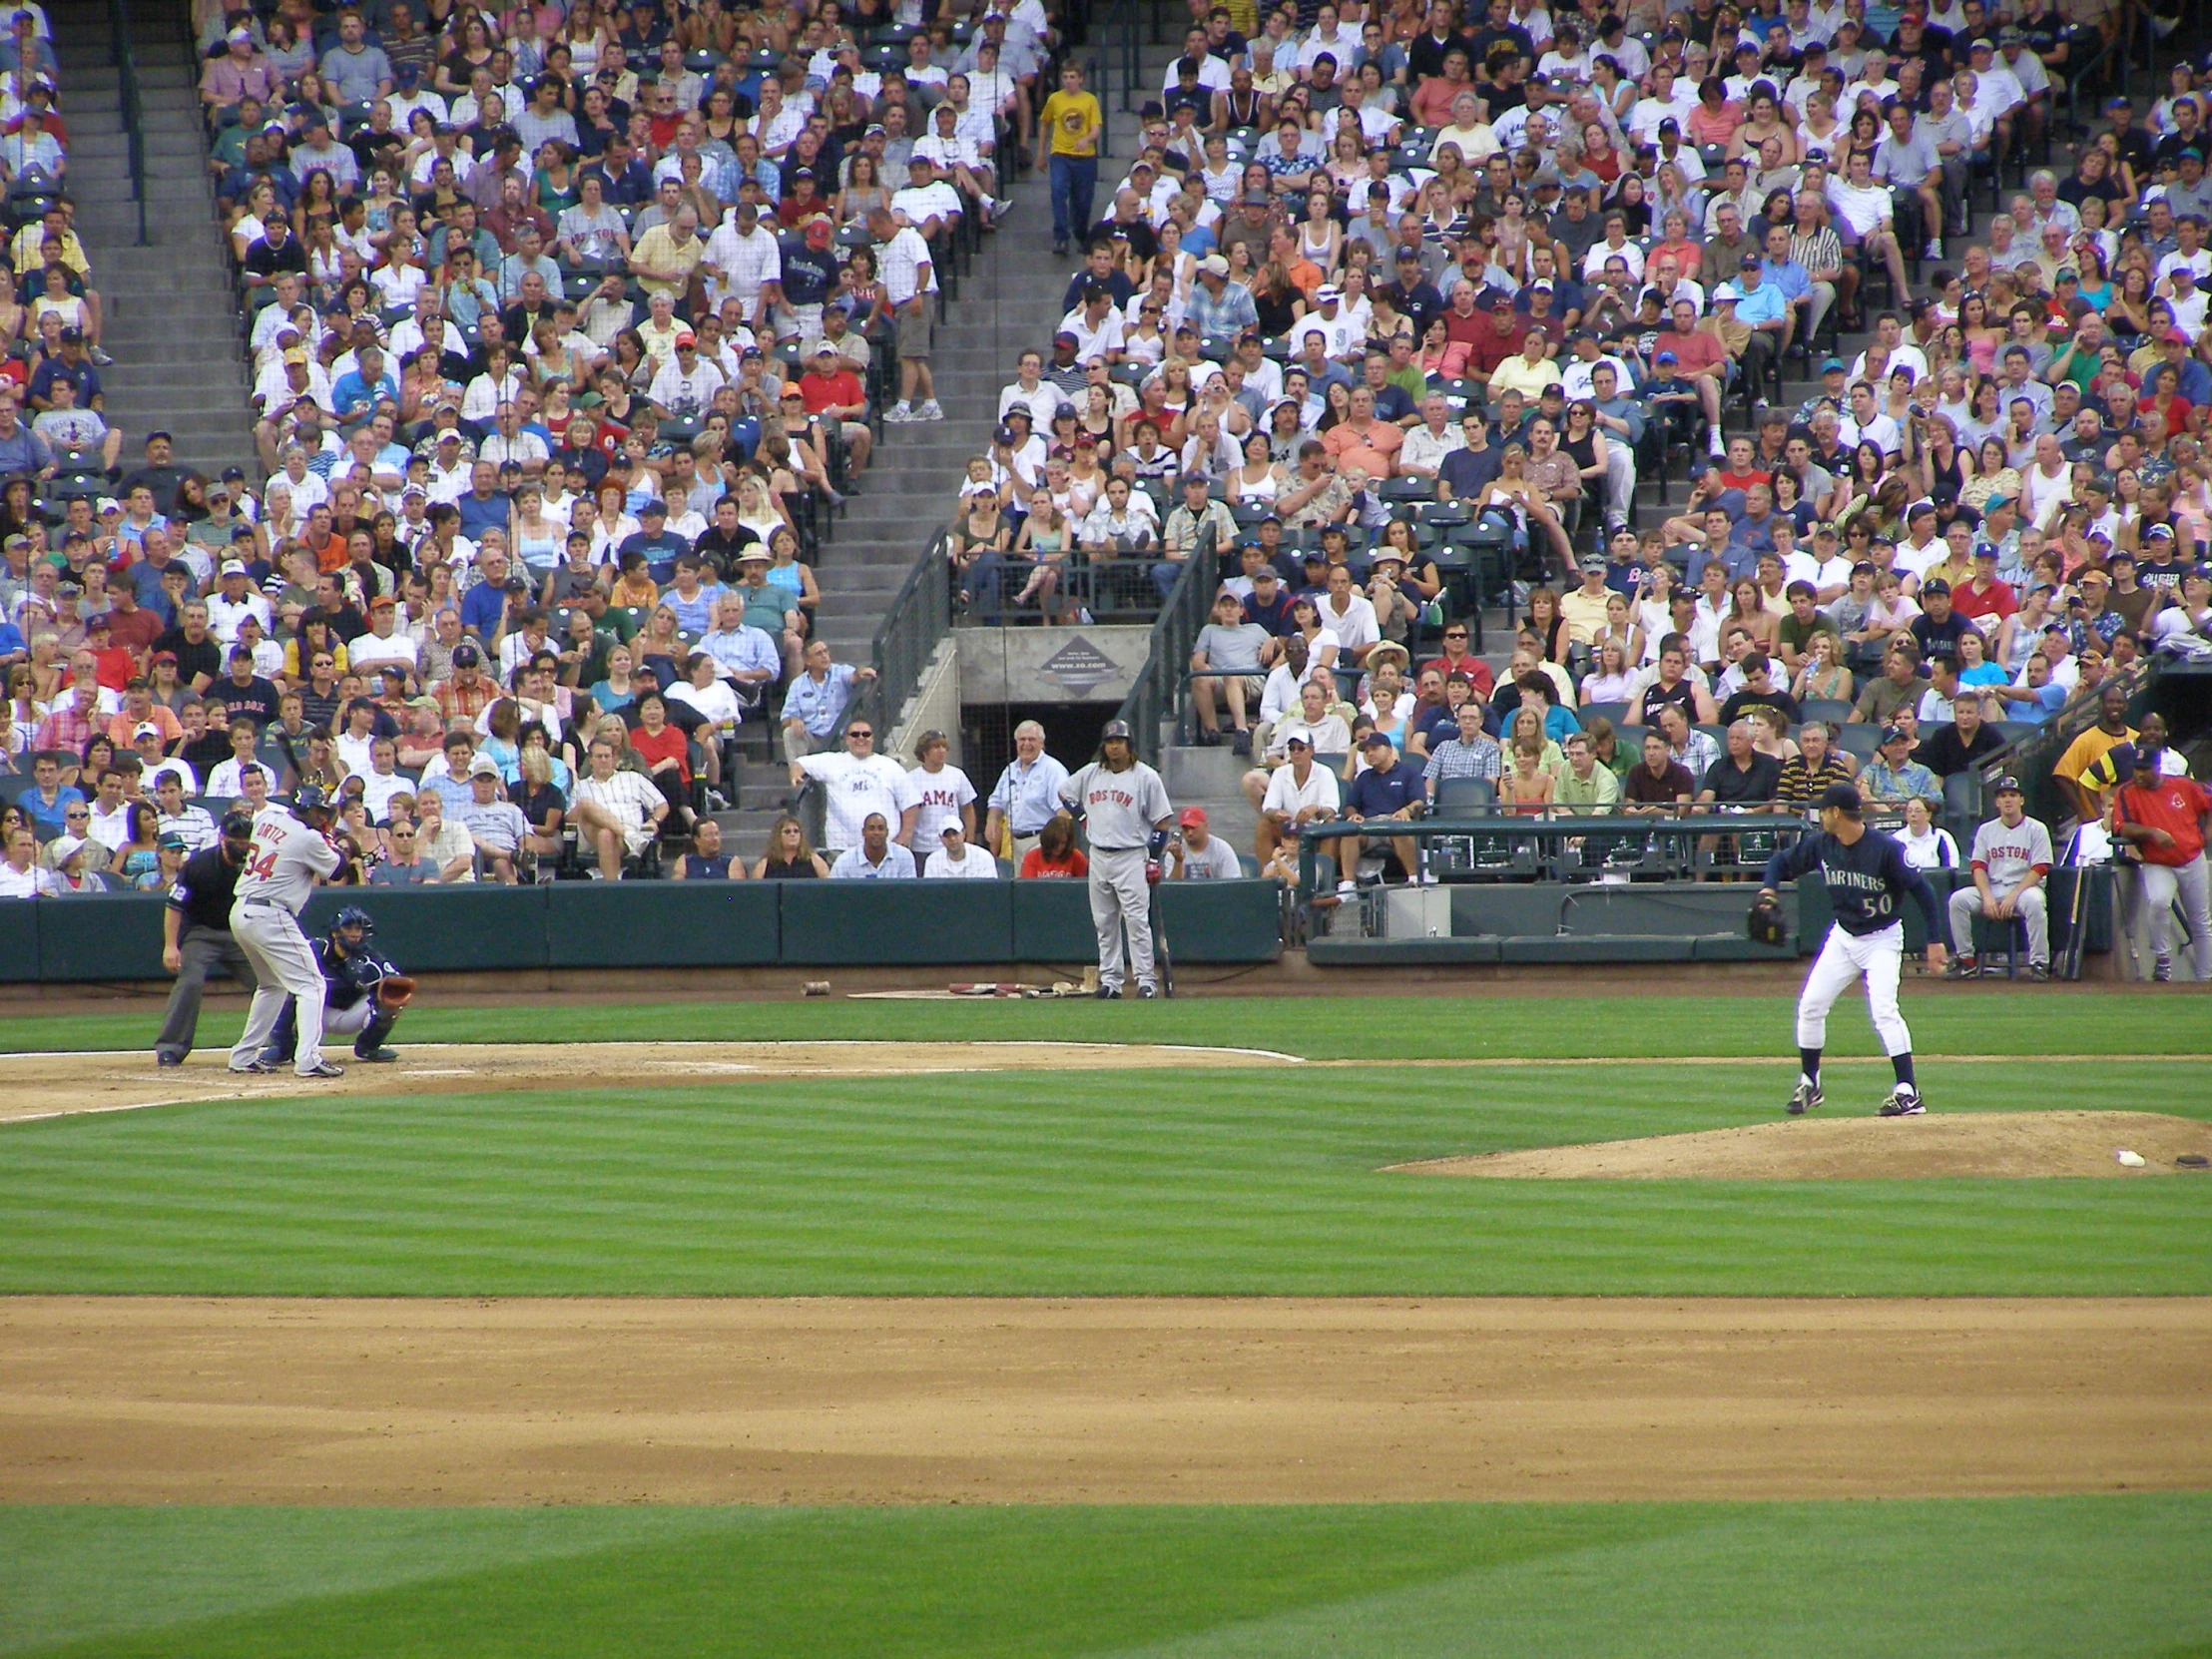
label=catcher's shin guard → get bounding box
[353,1008,399,1062]
[261,1000,298,1067]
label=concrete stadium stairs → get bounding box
[52,0,258,480]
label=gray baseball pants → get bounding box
[1088,845,1154,993]
[1946,883,2048,965]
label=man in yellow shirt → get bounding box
[629,207,705,305]
[1486,327,1562,405]
[2054,680,2136,824]
[1034,61,1100,258]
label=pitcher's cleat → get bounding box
[1786,1080,1823,1116]
[1878,1088,1926,1117]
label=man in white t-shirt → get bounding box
[921,820,1000,877]
[905,731,977,857]
[1256,732,1341,865]
[795,718,920,852]
[1315,565,1380,665]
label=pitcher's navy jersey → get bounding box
[1764,828,1941,938]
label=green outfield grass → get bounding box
[4,1495,2206,1658]
[1,988,2204,1060]
[3,1057,2206,1297]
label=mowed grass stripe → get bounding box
[2,989,2197,1058]
[3,1496,2207,1659]
[2,1061,2206,1297]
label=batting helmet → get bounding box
[1101,719,1134,742]
[332,904,375,938]
[291,784,332,817]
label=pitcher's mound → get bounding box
[1392,1110,2212,1181]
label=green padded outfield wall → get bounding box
[546,880,781,966]
[0,879,1284,981]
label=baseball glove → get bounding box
[379,974,418,1009]
[1747,892,1790,948]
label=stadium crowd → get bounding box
[949,0,2206,932]
[0,0,1084,889]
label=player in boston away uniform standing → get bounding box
[1061,718,1176,998]
[1758,783,1946,1117]
[229,786,346,1079]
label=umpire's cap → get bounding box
[1818,783,1863,816]
[220,811,254,838]
[1101,719,1134,743]
[291,784,332,816]
[332,904,375,936]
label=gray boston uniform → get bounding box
[1948,814,2054,965]
[1062,758,1174,992]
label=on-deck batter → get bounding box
[1061,719,1175,999]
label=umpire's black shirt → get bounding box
[168,844,245,932]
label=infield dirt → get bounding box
[0,1041,1296,1122]
[4,1298,2207,1506]
[1394,1111,2212,1180]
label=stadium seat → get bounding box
[1798,699,1853,726]
[1942,771,1983,837]
[1434,777,1496,814]
[1832,724,1882,764]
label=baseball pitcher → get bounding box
[1061,718,1175,999]
[228,786,345,1079]
[1758,783,1944,1119]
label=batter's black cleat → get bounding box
[1786,1081,1823,1116]
[156,1052,183,1068]
[1094,986,1121,999]
[227,1059,276,1074]
[298,1061,346,1080]
[1137,984,1157,998]
[1878,1088,1926,1117]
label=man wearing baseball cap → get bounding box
[1169,805,1242,880]
[1759,782,1946,1118]
[1945,776,2054,980]
[1059,717,1175,998]
[2111,745,2212,981]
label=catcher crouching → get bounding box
[259,905,416,1067]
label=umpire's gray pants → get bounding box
[155,924,260,1062]
[1088,845,1154,992]
[1946,883,2047,964]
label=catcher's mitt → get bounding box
[378,974,418,1009]
[1747,892,1789,947]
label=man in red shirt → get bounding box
[1453,287,1516,379]
[1658,296,1728,455]
[1419,621,1494,697]
[1707,434,1772,495]
[797,341,871,471]
[1949,544,2017,629]
[2111,747,2211,981]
